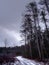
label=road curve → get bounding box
[16,56,44,65]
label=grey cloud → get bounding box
[0,0,34,47]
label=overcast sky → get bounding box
[0,0,35,47]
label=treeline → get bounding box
[0,47,21,56]
[21,0,49,60]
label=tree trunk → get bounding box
[34,18,41,59]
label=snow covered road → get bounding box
[16,56,47,65]
[1,56,49,65]
[16,56,41,65]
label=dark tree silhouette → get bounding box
[27,1,42,59]
[21,14,33,58]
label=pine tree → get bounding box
[26,1,41,59]
[21,14,33,58]
[40,8,48,58]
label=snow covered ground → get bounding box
[16,56,44,65]
[1,56,49,65]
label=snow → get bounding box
[1,56,49,65]
[17,56,44,65]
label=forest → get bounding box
[20,0,49,61]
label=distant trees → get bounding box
[21,0,49,60]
